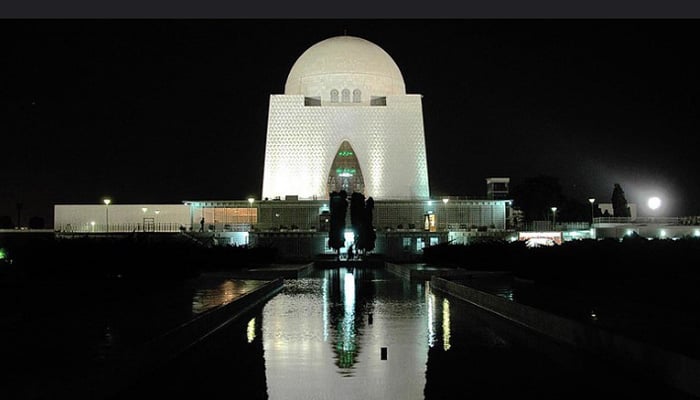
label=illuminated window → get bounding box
[353,89,361,103]
[342,89,350,103]
[330,89,339,103]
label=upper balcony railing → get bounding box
[593,216,687,224]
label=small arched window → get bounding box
[330,89,339,103]
[353,89,361,103]
[341,89,350,103]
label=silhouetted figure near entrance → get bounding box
[347,245,354,261]
[200,217,205,232]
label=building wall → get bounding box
[54,204,191,232]
[55,199,508,234]
[253,199,508,233]
[594,223,700,240]
[261,95,430,201]
[250,230,447,261]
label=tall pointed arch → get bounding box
[327,141,365,195]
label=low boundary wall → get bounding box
[386,262,502,281]
[430,276,700,397]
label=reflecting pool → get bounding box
[263,267,430,399]
[123,267,693,399]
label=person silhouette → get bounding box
[347,244,354,261]
[200,217,205,232]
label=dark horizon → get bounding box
[3,19,699,225]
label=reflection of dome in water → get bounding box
[285,36,406,96]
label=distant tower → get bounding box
[486,177,510,200]
[261,36,430,200]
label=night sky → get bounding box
[2,19,700,224]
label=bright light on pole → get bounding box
[247,197,255,245]
[248,197,255,228]
[442,198,449,231]
[90,221,95,232]
[103,198,111,232]
[141,207,148,232]
[588,198,595,223]
[551,206,557,226]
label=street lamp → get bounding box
[141,207,148,232]
[588,198,595,223]
[248,197,255,227]
[103,198,111,232]
[90,221,95,232]
[442,198,449,230]
[551,206,557,227]
[155,210,160,232]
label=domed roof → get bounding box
[284,36,406,96]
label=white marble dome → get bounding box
[284,36,406,99]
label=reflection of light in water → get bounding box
[221,280,237,302]
[337,269,357,370]
[247,317,256,343]
[442,298,451,351]
[323,275,329,341]
[501,288,515,302]
[262,271,430,399]
[191,280,239,314]
[426,283,436,347]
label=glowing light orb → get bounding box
[647,196,661,210]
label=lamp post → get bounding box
[90,221,95,232]
[551,206,557,227]
[442,198,449,231]
[588,198,595,223]
[248,197,255,227]
[155,210,160,232]
[142,207,148,232]
[103,198,111,232]
[247,197,255,246]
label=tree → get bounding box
[350,192,366,252]
[611,183,631,218]
[328,190,348,259]
[349,193,377,256]
[363,197,376,253]
[510,175,566,222]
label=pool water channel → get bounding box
[119,267,692,399]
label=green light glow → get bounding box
[335,168,356,174]
[0,248,6,260]
[338,151,354,157]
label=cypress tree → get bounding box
[611,183,631,218]
[329,190,348,259]
[350,192,366,252]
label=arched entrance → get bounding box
[327,141,365,195]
